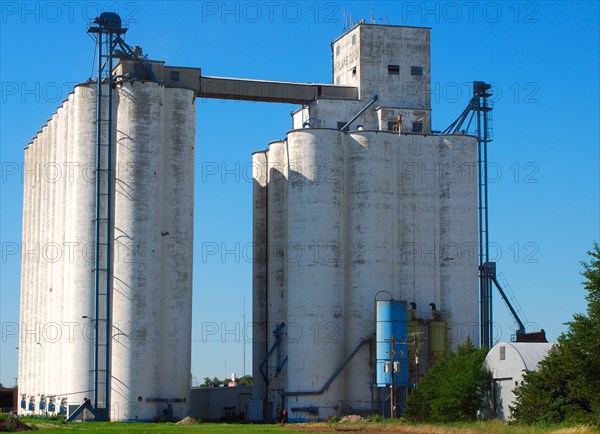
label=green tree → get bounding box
[237,375,253,386]
[511,243,600,425]
[200,376,223,387]
[404,337,491,422]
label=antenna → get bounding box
[343,7,348,30]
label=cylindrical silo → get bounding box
[284,129,345,421]
[375,300,408,387]
[18,144,32,414]
[251,150,268,408]
[26,135,41,412]
[344,131,398,411]
[34,125,48,412]
[435,135,479,349]
[51,103,68,401]
[43,114,58,402]
[265,139,287,415]
[157,87,195,419]
[112,81,165,421]
[63,83,97,410]
[60,92,76,406]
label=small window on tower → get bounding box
[411,66,423,76]
[336,76,340,84]
[388,65,400,75]
[499,346,506,360]
[352,66,357,76]
[412,122,423,133]
[170,70,180,82]
[352,34,357,45]
[336,45,340,56]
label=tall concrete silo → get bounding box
[18,62,197,421]
[252,23,479,421]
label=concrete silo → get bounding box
[18,62,197,420]
[252,23,479,421]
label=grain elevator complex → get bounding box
[18,13,528,422]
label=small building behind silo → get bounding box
[483,340,553,420]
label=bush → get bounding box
[511,244,600,426]
[404,337,491,423]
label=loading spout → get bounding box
[491,276,526,334]
[286,337,371,396]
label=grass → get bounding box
[11,417,599,434]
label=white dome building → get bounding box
[484,341,553,420]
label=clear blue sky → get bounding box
[1,1,598,387]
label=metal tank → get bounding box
[375,299,409,417]
[375,300,408,387]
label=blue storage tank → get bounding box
[375,300,408,387]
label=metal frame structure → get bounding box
[69,12,155,422]
[443,82,528,347]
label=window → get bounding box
[337,121,346,130]
[352,66,357,76]
[388,65,400,75]
[387,121,398,132]
[352,34,357,45]
[336,45,340,56]
[411,66,423,76]
[412,122,423,133]
[499,346,505,360]
[169,70,180,82]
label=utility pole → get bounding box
[390,335,396,418]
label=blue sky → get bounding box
[0,1,598,387]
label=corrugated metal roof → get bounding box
[508,342,554,370]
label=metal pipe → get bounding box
[340,94,378,131]
[286,337,371,396]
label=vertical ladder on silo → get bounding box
[88,24,117,421]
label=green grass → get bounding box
[12,418,599,434]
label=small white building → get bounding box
[484,341,553,420]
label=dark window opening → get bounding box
[388,65,400,75]
[352,66,357,76]
[337,121,346,130]
[352,34,357,45]
[336,45,340,55]
[412,122,423,133]
[387,121,398,132]
[411,66,423,76]
[170,70,180,82]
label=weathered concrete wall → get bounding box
[253,129,478,419]
[18,84,98,415]
[18,81,195,421]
